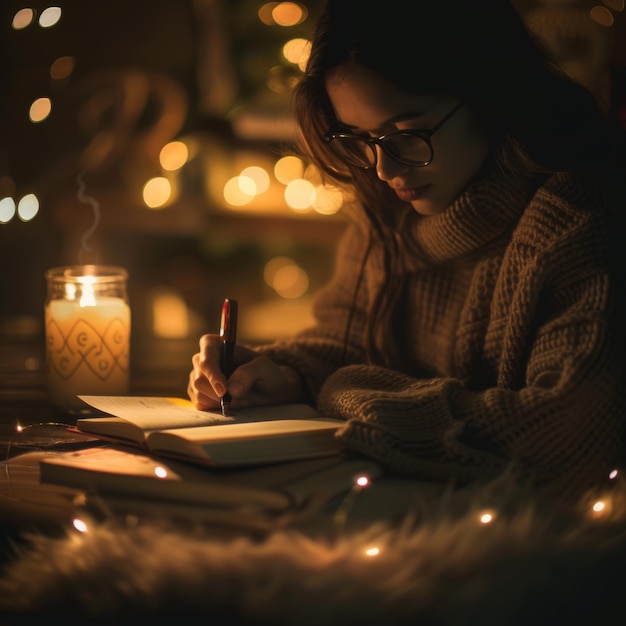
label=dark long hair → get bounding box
[293,0,625,368]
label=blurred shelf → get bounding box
[50,191,348,242]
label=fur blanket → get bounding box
[1,475,626,626]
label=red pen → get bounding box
[219,298,238,416]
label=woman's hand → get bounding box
[187,333,304,410]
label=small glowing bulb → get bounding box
[355,475,370,488]
[154,466,168,479]
[479,511,495,524]
[72,518,88,533]
[16,423,23,433]
[588,497,613,519]
[364,546,380,557]
[609,469,619,480]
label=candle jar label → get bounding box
[45,265,131,414]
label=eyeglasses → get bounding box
[324,101,464,169]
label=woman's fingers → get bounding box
[188,352,220,409]
[188,334,301,410]
[189,335,265,408]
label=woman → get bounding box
[189,0,626,500]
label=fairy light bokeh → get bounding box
[0,1,349,398]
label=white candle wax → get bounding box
[45,296,131,412]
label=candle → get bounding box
[45,265,131,414]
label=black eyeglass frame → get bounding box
[324,101,464,169]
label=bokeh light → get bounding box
[272,2,306,26]
[284,178,315,211]
[0,198,17,223]
[263,256,309,298]
[50,56,75,81]
[282,38,311,71]
[39,6,62,28]
[17,193,40,221]
[223,176,255,207]
[12,8,34,29]
[590,5,614,25]
[240,166,270,194]
[160,141,189,171]
[312,185,343,215]
[29,98,52,123]
[274,155,304,184]
[151,287,189,338]
[143,177,172,208]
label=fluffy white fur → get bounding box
[1,477,626,625]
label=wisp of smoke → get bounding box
[76,171,101,264]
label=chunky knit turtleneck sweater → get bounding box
[258,158,626,501]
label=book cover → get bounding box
[39,446,292,511]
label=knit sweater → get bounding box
[258,158,626,500]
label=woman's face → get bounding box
[325,65,490,216]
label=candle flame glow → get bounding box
[64,274,97,307]
[79,275,97,307]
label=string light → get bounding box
[587,496,613,520]
[592,500,606,513]
[478,510,496,525]
[334,474,372,529]
[72,518,89,533]
[154,466,168,479]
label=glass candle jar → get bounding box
[44,265,131,414]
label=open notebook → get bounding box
[74,395,345,467]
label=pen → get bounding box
[219,298,238,416]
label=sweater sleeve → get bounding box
[317,365,502,482]
[319,245,626,500]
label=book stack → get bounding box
[15,396,383,533]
